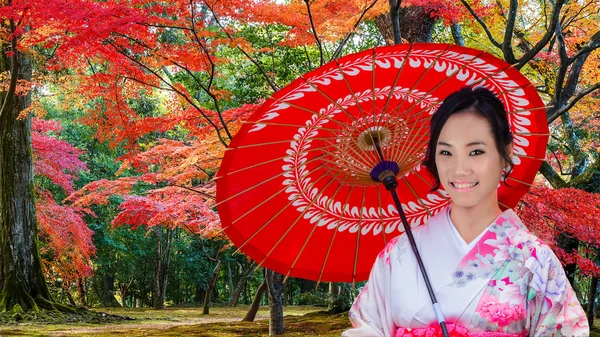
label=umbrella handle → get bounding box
[382,175,450,337]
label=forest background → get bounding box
[0,0,599,335]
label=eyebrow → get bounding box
[437,141,487,147]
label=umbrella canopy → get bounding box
[216,43,549,283]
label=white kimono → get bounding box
[344,206,589,337]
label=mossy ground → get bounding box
[0,305,346,336]
[0,305,598,337]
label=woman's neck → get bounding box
[449,201,503,244]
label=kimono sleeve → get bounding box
[527,246,589,337]
[342,244,396,337]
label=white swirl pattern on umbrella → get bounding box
[282,86,447,235]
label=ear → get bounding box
[504,142,514,168]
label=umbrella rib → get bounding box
[317,186,355,285]
[215,158,326,206]
[256,178,337,272]
[380,44,414,121]
[387,49,458,163]
[462,62,517,88]
[401,176,433,218]
[242,121,340,133]
[226,137,335,150]
[320,155,371,176]
[352,188,367,285]
[217,147,324,178]
[300,78,382,166]
[335,56,391,164]
[513,132,550,136]
[231,196,300,256]
[371,49,377,130]
[230,183,294,225]
[391,51,520,126]
[507,176,533,187]
[270,96,358,129]
[229,172,332,255]
[507,106,553,114]
[514,153,545,160]
[283,182,344,282]
[322,137,377,173]
[387,44,453,117]
[377,187,387,247]
[335,60,369,119]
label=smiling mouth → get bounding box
[451,182,479,189]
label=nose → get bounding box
[454,155,473,176]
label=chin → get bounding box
[448,198,480,210]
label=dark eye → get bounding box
[439,150,451,156]
[470,150,484,156]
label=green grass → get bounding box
[0,305,347,337]
[0,306,598,337]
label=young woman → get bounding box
[343,87,589,337]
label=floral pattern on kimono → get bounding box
[343,207,589,337]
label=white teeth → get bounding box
[453,182,477,189]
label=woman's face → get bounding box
[434,111,509,211]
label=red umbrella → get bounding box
[216,43,549,285]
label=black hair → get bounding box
[422,86,514,191]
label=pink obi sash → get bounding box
[394,323,523,337]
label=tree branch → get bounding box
[548,82,600,123]
[171,184,216,200]
[106,39,229,148]
[390,0,402,44]
[539,161,568,188]
[330,0,380,60]
[570,157,600,186]
[0,19,19,128]
[460,0,502,48]
[189,0,216,91]
[304,0,324,66]
[515,0,565,69]
[451,23,465,46]
[501,0,518,64]
[206,4,280,92]
[550,150,571,175]
[569,30,600,66]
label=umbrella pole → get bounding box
[373,142,450,337]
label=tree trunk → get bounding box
[102,273,121,307]
[195,284,205,304]
[65,288,77,307]
[327,282,351,313]
[587,276,598,325]
[328,282,336,311]
[242,280,267,322]
[203,260,221,314]
[77,277,87,307]
[266,269,284,335]
[230,261,257,307]
[0,30,65,314]
[227,262,234,302]
[153,227,173,310]
[374,5,437,44]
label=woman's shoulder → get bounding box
[496,208,562,266]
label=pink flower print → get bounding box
[478,293,524,327]
[555,290,589,336]
[394,323,469,337]
[378,236,398,265]
[498,282,528,304]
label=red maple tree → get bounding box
[31,118,94,284]
[516,186,600,277]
